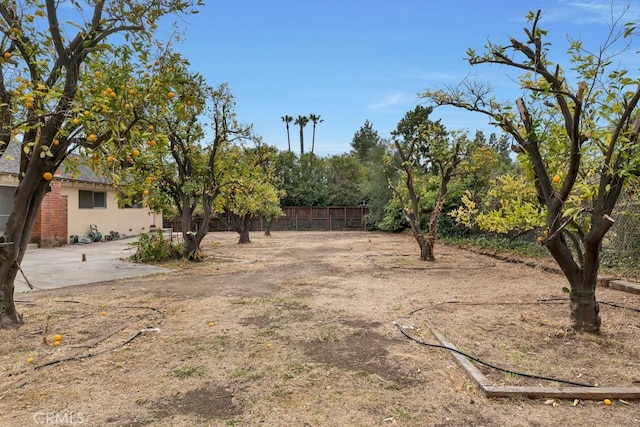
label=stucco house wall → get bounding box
[0,141,161,247]
[60,181,158,238]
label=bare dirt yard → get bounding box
[1,231,640,426]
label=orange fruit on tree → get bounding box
[536,236,544,244]
[143,189,149,196]
[132,149,140,157]
[552,175,561,184]
[3,52,10,59]
[129,89,136,96]
[124,103,132,110]
[53,139,59,146]
[146,140,156,147]
[107,155,115,163]
[148,125,154,132]
[42,172,53,181]
[168,91,175,99]
[72,118,80,125]
[87,134,97,142]
[83,110,90,116]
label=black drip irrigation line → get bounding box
[394,310,595,388]
[537,297,640,314]
[26,301,170,371]
[438,297,640,313]
[34,327,160,370]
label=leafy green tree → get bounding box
[350,121,393,229]
[0,0,197,327]
[275,150,298,205]
[309,113,323,154]
[423,10,640,332]
[216,143,284,243]
[325,154,365,206]
[294,115,309,155]
[351,120,382,162]
[386,106,471,261]
[290,153,329,206]
[116,60,245,259]
[281,115,293,151]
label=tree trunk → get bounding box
[230,213,252,244]
[0,175,50,327]
[264,219,272,236]
[299,127,304,155]
[311,126,316,154]
[569,285,600,332]
[286,125,291,152]
[547,229,602,333]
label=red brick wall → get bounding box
[31,180,68,248]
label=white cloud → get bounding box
[543,1,640,25]
[366,92,413,111]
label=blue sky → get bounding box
[167,1,640,156]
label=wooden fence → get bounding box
[164,206,368,232]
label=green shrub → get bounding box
[129,230,182,263]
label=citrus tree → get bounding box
[386,105,473,261]
[117,71,255,258]
[0,0,198,327]
[216,142,284,244]
[422,10,640,332]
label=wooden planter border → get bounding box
[429,327,640,400]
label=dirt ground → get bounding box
[1,231,640,426]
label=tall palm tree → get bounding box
[294,115,309,154]
[281,115,294,151]
[309,114,324,154]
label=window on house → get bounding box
[79,190,107,209]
